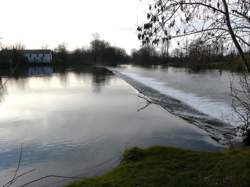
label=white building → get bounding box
[23,50,52,64]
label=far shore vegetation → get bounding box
[0,37,249,72]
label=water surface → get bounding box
[0,66,222,186]
[115,65,239,125]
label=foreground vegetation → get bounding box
[68,146,250,187]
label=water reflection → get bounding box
[0,65,222,186]
[0,66,113,94]
[91,68,112,93]
[0,77,6,103]
[26,66,53,77]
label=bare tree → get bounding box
[231,75,250,145]
[137,0,250,71]
[138,0,250,144]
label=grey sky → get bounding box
[0,0,148,53]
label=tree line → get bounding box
[1,38,248,69]
[0,38,129,67]
[130,39,250,71]
[53,39,129,66]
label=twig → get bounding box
[3,169,35,187]
[17,175,85,187]
[137,93,152,112]
[5,145,120,187]
[137,102,151,112]
[17,155,120,187]
[4,145,23,187]
[138,93,152,103]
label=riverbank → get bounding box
[167,61,245,72]
[67,146,250,187]
[130,61,246,72]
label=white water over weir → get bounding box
[108,67,238,146]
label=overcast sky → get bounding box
[0,0,148,53]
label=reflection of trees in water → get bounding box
[54,65,113,92]
[0,77,3,101]
[0,77,7,103]
[58,71,69,87]
[0,65,113,94]
[91,68,113,93]
[133,64,170,73]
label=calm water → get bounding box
[0,66,224,186]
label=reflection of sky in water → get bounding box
[0,67,221,186]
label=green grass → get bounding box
[67,146,250,187]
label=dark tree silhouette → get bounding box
[138,0,250,72]
[131,46,160,64]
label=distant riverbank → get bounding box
[167,61,246,72]
[129,60,246,73]
[67,146,250,187]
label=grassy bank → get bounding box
[67,146,250,187]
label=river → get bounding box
[0,65,239,186]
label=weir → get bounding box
[108,68,237,145]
